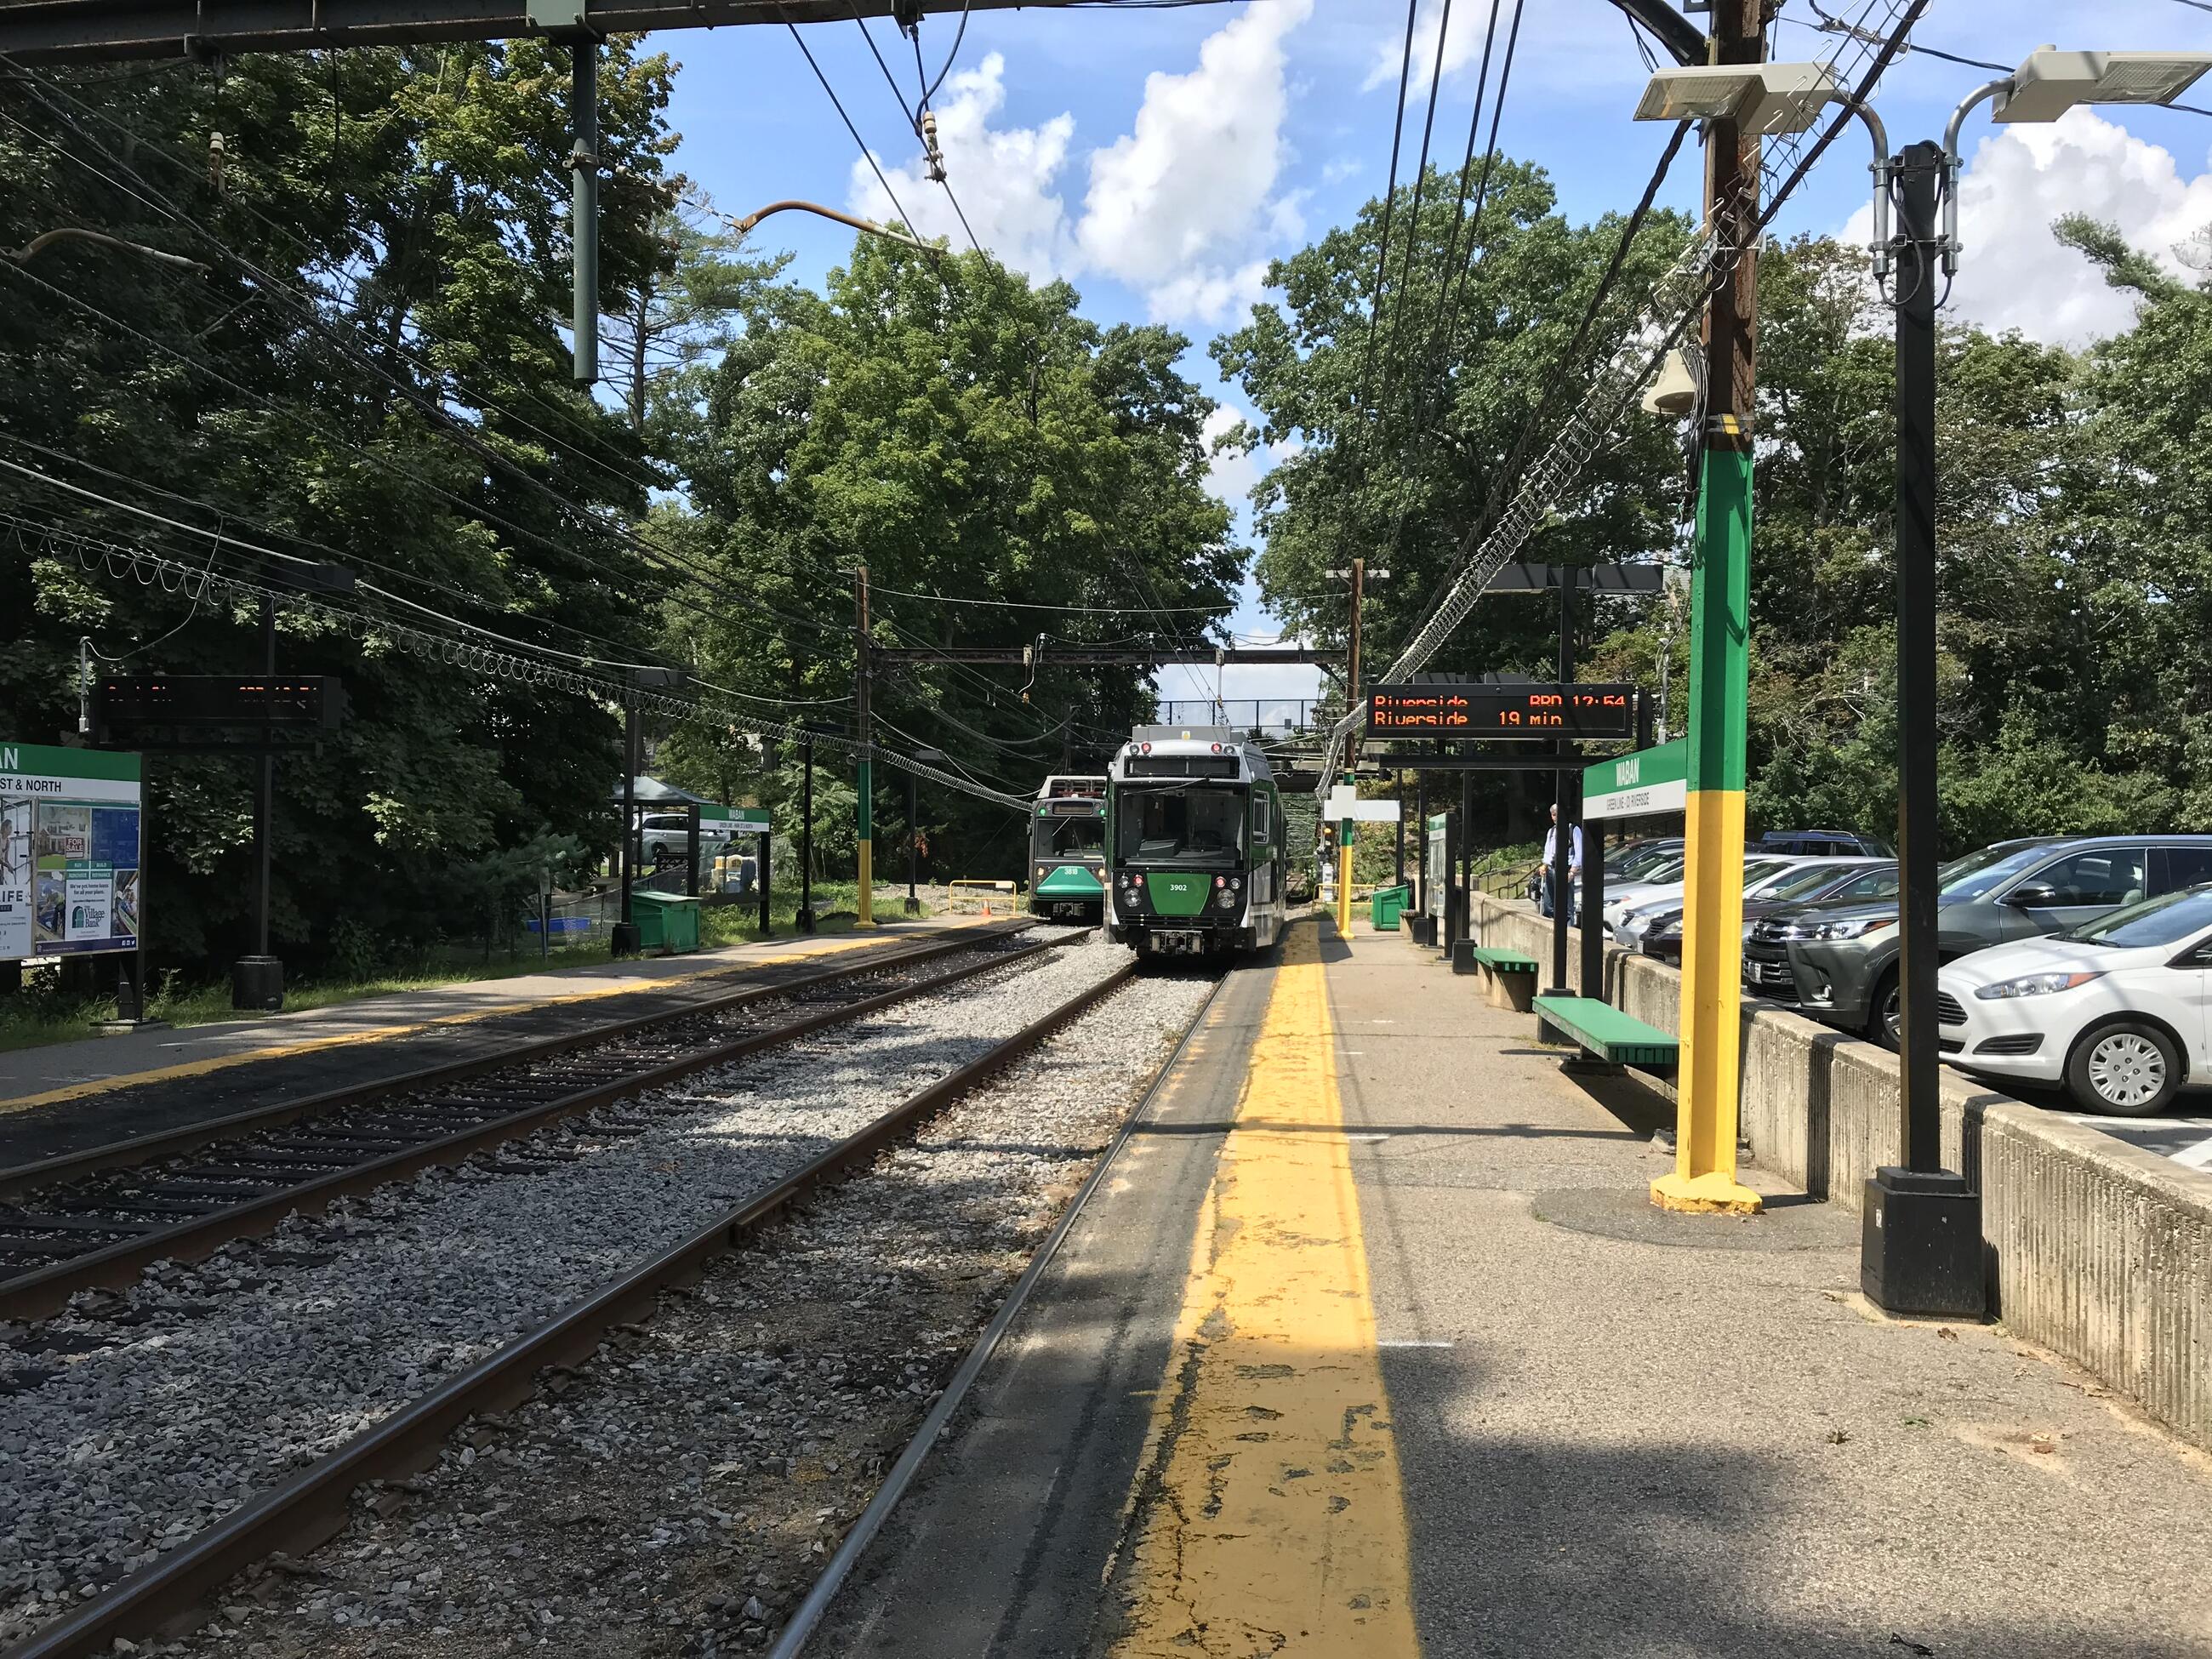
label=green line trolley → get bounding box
[1029,775,1109,922]
[1103,727,1286,957]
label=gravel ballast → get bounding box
[0,937,1145,1646]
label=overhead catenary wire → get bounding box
[1357,0,1424,414]
[42,512,1018,809]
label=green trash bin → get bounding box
[630,889,702,955]
[1369,884,1411,932]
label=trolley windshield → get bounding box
[1034,812,1106,861]
[1116,785,1246,867]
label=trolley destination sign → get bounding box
[1367,682,1637,740]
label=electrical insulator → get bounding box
[921,110,946,185]
[208,130,226,194]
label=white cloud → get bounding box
[1075,0,1313,322]
[847,53,1079,281]
[1840,109,2212,345]
[842,3,1313,326]
[1363,0,1481,95]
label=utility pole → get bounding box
[1335,556,1365,939]
[1651,0,1763,1217]
[854,565,874,928]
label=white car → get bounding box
[1937,884,2212,1116]
[1608,857,1809,946]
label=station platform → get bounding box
[819,912,2212,1658]
[0,916,1002,1164]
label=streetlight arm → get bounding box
[1940,80,2010,274]
[726,198,934,253]
[1835,96,1895,277]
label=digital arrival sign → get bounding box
[0,742,142,965]
[1366,683,1638,740]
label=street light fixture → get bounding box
[1989,47,2212,123]
[1633,60,1841,134]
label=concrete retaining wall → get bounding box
[1465,893,2212,1453]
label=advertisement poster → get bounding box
[0,742,140,963]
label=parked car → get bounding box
[636,812,733,867]
[1759,829,1893,858]
[1741,835,2212,1050]
[1605,855,1800,938]
[1636,860,1897,965]
[1605,838,1685,881]
[1938,883,2212,1116]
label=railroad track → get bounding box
[4,953,1143,1659]
[0,923,1058,1324]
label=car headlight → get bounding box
[1782,915,1896,942]
[1974,970,2105,1001]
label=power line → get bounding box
[1358,0,1423,414]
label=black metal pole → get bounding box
[685,801,700,898]
[1548,568,1576,993]
[758,832,772,938]
[1861,140,1981,1320]
[619,707,638,927]
[798,735,815,933]
[1412,772,1427,921]
[904,769,921,916]
[1458,772,1474,947]
[1394,768,1405,887]
[1895,142,1943,1175]
[255,592,274,959]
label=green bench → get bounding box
[1469,947,1538,973]
[1532,993,1679,1072]
[1454,942,1540,1010]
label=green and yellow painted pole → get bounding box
[1652,0,1762,1217]
[854,565,874,928]
[1335,556,1365,940]
[1336,778,1356,938]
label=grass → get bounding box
[0,882,943,1056]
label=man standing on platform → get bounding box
[1540,803,1582,920]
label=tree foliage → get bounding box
[0,45,681,971]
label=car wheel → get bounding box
[2067,1022,2181,1117]
[1868,970,1901,1052]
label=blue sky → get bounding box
[653,1,2212,715]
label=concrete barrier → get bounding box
[1469,892,2212,1453]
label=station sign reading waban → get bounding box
[1366,682,1637,740]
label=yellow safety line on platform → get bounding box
[0,925,989,1115]
[1112,918,1419,1657]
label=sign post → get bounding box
[1581,739,1689,1006]
[1,744,145,1013]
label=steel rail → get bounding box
[0,923,1028,1200]
[2,957,1137,1659]
[770,963,1231,1657]
[0,928,1063,1322]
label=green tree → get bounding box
[664,239,1241,874]
[0,41,683,974]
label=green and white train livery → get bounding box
[1103,727,1286,956]
[1029,775,1109,921]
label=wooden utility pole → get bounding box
[1651,0,1764,1217]
[1335,557,1365,938]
